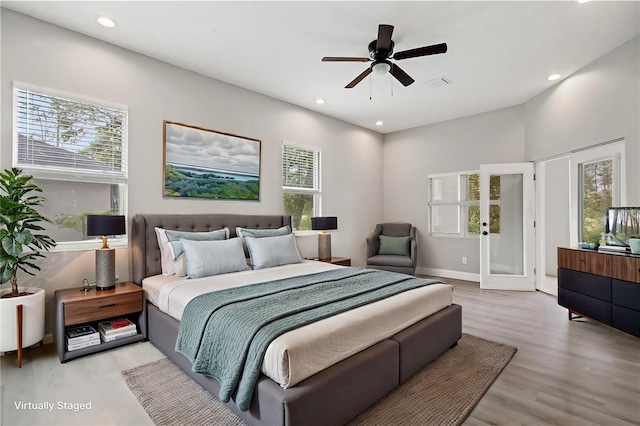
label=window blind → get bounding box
[14,88,127,183]
[282,144,320,190]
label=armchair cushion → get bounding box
[378,235,411,256]
[367,254,414,268]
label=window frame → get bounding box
[428,170,501,238]
[282,142,322,234]
[569,140,625,246]
[12,82,129,252]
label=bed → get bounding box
[132,213,462,426]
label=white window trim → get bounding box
[428,169,482,238]
[282,142,322,233]
[12,82,129,252]
[569,139,626,246]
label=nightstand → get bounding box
[53,282,145,362]
[320,257,351,266]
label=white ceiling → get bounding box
[3,1,639,134]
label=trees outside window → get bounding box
[13,85,127,249]
[282,144,320,231]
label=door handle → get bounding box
[482,231,488,235]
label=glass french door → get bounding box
[480,163,535,291]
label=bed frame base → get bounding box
[147,301,462,426]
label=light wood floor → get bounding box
[1,278,639,425]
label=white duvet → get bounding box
[143,261,453,388]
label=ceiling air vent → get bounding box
[424,76,452,89]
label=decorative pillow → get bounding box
[378,235,411,256]
[154,227,175,276]
[245,233,302,270]
[165,228,229,258]
[236,225,292,256]
[181,238,248,279]
[164,228,229,277]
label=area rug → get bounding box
[122,334,516,426]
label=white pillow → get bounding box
[165,228,229,276]
[181,238,249,279]
[154,227,176,276]
[245,233,302,270]
[236,225,292,257]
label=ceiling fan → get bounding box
[322,24,447,89]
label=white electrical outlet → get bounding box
[115,274,120,282]
[461,257,468,265]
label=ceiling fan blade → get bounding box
[345,68,373,89]
[393,43,448,61]
[322,57,371,62]
[390,64,415,87]
[376,24,394,52]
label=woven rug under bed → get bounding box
[122,333,517,426]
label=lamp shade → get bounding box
[86,215,126,236]
[311,216,338,231]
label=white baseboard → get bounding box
[416,267,480,283]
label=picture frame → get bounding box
[163,121,261,200]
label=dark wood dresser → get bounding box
[558,247,640,338]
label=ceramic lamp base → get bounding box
[96,248,116,290]
[318,232,332,260]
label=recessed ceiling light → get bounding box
[547,74,561,81]
[577,0,590,3]
[97,16,117,28]
[315,99,325,104]
[375,121,383,126]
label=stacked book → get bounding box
[98,318,138,342]
[66,325,100,351]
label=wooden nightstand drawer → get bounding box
[64,292,143,326]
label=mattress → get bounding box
[142,261,453,388]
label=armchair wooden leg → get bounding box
[16,304,23,368]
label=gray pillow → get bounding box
[245,233,302,270]
[165,228,228,259]
[181,238,248,279]
[236,225,291,256]
[378,235,411,256]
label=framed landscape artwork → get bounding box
[163,121,261,200]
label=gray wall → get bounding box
[382,106,526,275]
[382,35,639,277]
[524,36,640,205]
[0,10,384,333]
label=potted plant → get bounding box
[0,168,56,358]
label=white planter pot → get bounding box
[0,287,45,352]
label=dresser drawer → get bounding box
[558,288,611,325]
[557,248,611,276]
[64,292,143,326]
[558,268,611,302]
[612,305,640,338]
[612,279,640,312]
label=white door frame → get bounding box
[480,162,535,291]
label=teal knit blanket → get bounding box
[175,268,441,411]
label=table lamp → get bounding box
[86,215,126,290]
[311,216,338,260]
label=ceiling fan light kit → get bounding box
[322,24,448,89]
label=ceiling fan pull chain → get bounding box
[369,73,372,100]
[391,64,394,96]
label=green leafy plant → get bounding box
[0,168,56,297]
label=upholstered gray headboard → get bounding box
[131,213,292,284]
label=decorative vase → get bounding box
[0,287,45,352]
[629,238,640,255]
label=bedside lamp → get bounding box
[86,215,126,290]
[311,216,338,260]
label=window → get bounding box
[428,171,501,237]
[282,143,321,231]
[12,83,128,250]
[580,158,613,243]
[569,139,625,246]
